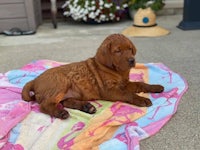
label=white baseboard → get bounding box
[156,0,183,15]
[164,0,183,9]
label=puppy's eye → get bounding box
[114,50,121,54]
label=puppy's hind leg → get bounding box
[61,98,96,114]
[40,94,69,119]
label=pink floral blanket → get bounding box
[0,60,188,150]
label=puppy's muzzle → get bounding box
[128,58,135,67]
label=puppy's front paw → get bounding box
[140,98,152,107]
[132,97,152,107]
[151,85,164,93]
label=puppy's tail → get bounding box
[22,80,35,101]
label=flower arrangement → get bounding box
[129,0,165,11]
[62,0,130,23]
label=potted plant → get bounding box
[128,0,165,19]
[62,0,130,23]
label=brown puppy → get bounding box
[22,34,164,119]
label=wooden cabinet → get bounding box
[0,0,42,32]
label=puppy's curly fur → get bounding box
[22,34,164,119]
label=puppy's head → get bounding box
[95,34,136,72]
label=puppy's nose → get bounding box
[128,58,135,66]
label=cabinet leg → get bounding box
[50,0,57,29]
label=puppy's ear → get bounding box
[95,41,113,68]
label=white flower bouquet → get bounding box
[62,0,129,23]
